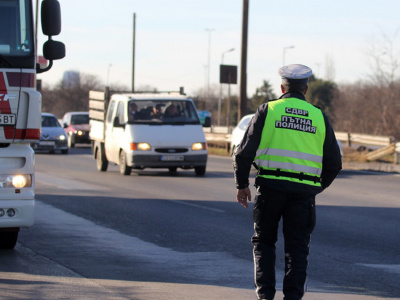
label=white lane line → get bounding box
[357,263,400,275]
[168,199,225,213]
[35,171,109,191]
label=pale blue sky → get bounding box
[37,0,400,96]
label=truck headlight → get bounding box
[192,142,207,151]
[0,175,32,188]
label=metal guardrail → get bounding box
[335,132,394,147]
[204,127,400,163]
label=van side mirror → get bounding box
[113,117,125,128]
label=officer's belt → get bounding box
[258,168,321,183]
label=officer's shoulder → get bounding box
[311,104,321,110]
[258,98,279,110]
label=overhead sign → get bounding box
[220,65,237,84]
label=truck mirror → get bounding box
[43,40,65,60]
[41,0,62,36]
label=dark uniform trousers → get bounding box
[252,186,316,300]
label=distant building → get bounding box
[62,71,80,88]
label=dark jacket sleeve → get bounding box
[233,104,268,189]
[320,113,342,190]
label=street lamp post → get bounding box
[218,48,235,126]
[205,28,215,100]
[282,45,295,66]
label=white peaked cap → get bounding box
[278,64,312,80]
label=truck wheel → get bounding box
[0,231,19,249]
[119,150,132,175]
[68,135,75,148]
[96,146,108,172]
[195,166,206,176]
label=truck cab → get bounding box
[0,0,64,249]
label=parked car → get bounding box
[231,113,343,157]
[230,114,255,154]
[62,112,90,148]
[31,113,68,154]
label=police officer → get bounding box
[233,64,342,300]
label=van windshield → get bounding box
[127,99,201,125]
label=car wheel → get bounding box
[119,150,131,175]
[96,146,108,172]
[61,149,68,154]
[195,166,206,176]
[0,231,18,249]
[68,135,75,148]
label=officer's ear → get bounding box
[280,84,286,93]
[303,86,309,95]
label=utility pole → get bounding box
[239,0,249,122]
[132,13,136,92]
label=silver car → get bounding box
[31,113,68,154]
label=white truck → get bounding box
[89,89,208,176]
[0,0,65,248]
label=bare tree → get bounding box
[41,72,102,118]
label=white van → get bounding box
[89,92,208,176]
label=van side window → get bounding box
[107,100,116,123]
[116,101,125,124]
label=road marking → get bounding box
[35,171,109,191]
[357,263,400,275]
[168,199,225,213]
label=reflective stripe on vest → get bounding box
[255,98,326,187]
[255,148,322,175]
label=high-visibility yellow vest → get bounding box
[255,98,326,187]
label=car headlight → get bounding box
[58,135,66,140]
[192,142,207,151]
[0,175,32,188]
[77,130,83,136]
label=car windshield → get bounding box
[42,115,61,127]
[71,114,89,125]
[126,99,201,125]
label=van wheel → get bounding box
[195,166,206,176]
[119,150,132,175]
[96,146,108,172]
[0,231,19,249]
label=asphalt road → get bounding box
[0,147,399,300]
